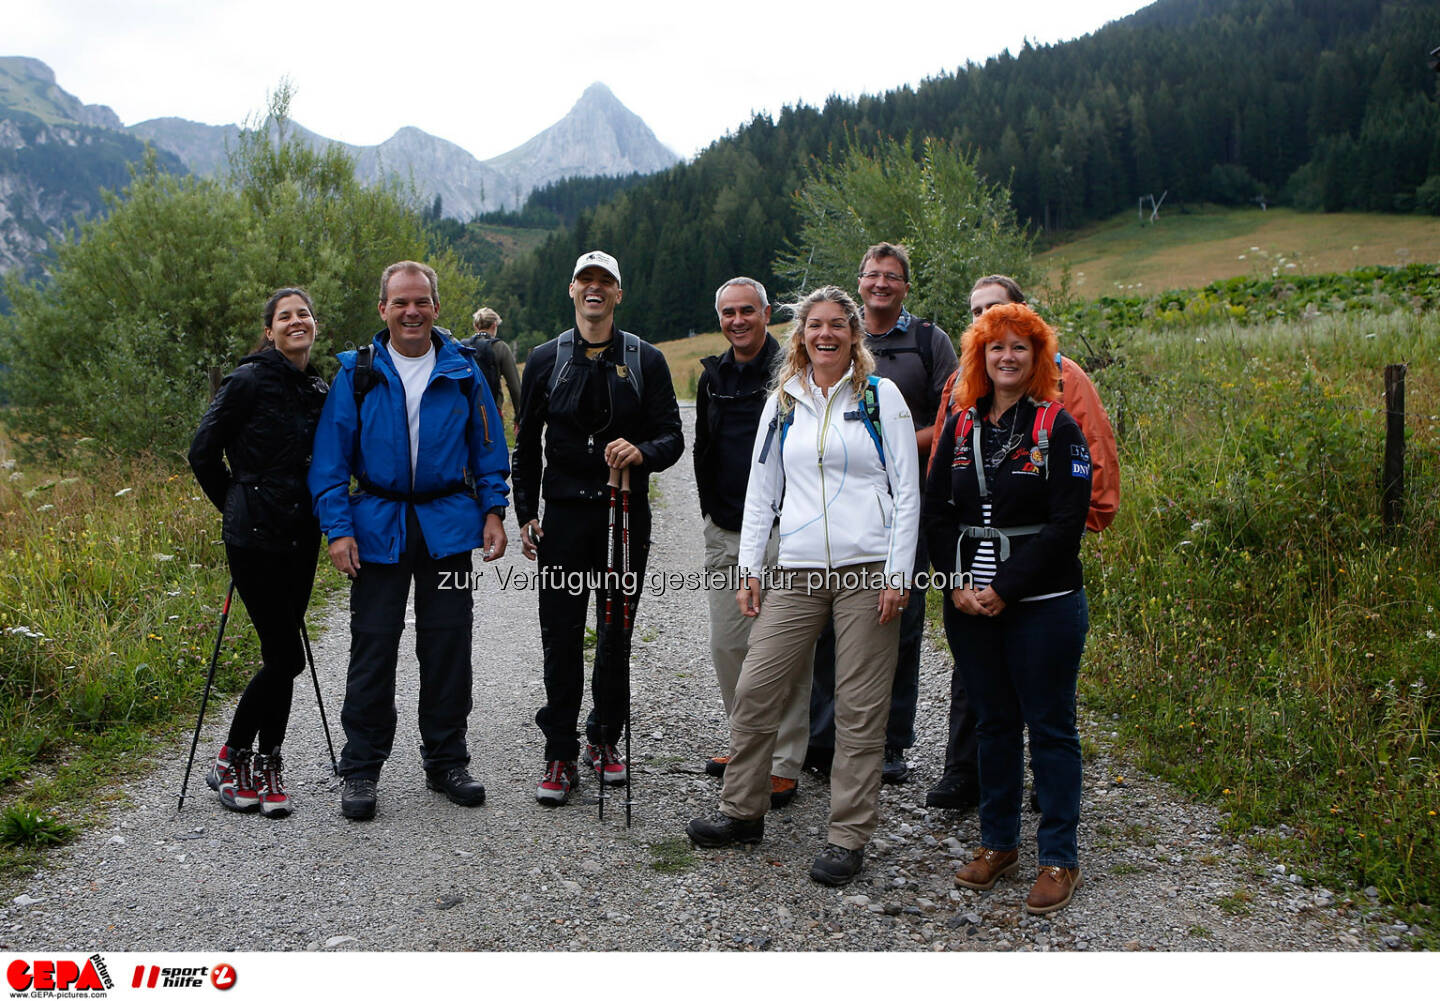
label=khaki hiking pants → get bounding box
[721,561,900,850]
[703,517,809,780]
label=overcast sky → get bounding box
[12,0,1152,160]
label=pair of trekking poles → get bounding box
[176,583,337,812]
[601,464,634,828]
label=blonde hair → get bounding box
[472,306,501,332]
[772,286,875,414]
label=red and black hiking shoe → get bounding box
[206,745,260,812]
[254,751,292,818]
[536,760,578,806]
[585,743,627,785]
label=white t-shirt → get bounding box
[389,343,436,487]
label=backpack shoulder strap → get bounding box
[547,329,577,395]
[1030,400,1060,479]
[758,404,795,465]
[859,374,885,468]
[620,330,645,399]
[912,319,935,380]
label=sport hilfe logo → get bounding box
[130,963,235,990]
[6,955,115,994]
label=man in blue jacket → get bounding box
[309,260,510,821]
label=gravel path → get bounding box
[0,407,1407,952]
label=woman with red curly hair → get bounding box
[923,301,1091,915]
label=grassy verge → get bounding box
[1088,307,1438,931]
[0,437,342,878]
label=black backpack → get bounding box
[461,333,504,405]
[866,317,937,380]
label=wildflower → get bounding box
[36,504,54,513]
[114,487,133,497]
[1223,788,1232,795]
[153,554,175,562]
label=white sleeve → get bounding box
[738,393,784,579]
[879,378,920,587]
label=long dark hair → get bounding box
[250,287,315,354]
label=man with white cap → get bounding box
[512,250,684,806]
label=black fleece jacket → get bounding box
[188,348,329,552]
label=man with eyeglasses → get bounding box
[805,242,961,793]
[693,277,805,809]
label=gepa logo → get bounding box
[6,955,113,995]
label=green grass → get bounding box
[1082,304,1440,927]
[0,437,343,876]
[1039,205,1440,299]
[648,836,696,874]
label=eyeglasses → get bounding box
[858,270,907,283]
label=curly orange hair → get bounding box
[954,302,1061,412]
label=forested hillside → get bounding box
[484,0,1440,346]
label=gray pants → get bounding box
[721,562,900,849]
[703,518,809,779]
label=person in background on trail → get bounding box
[308,261,510,821]
[693,277,805,810]
[462,306,522,425]
[926,274,1119,813]
[686,286,919,888]
[188,287,331,818]
[513,250,683,807]
[804,243,958,791]
[924,302,1091,916]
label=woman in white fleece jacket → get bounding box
[686,285,920,888]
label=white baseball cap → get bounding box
[572,250,622,287]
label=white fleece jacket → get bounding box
[738,367,920,586]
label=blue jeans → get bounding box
[944,591,1087,868]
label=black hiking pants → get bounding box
[534,497,651,762]
[338,507,474,780]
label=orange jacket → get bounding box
[928,357,1119,532]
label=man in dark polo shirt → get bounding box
[694,277,803,809]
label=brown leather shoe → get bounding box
[954,847,1020,890]
[1025,866,1082,914]
[769,775,798,808]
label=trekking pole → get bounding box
[178,580,235,812]
[599,465,622,822]
[299,620,339,776]
[620,465,633,828]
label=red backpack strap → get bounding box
[1030,400,1060,478]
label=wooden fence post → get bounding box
[1383,363,1406,528]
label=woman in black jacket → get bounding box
[924,302,1091,914]
[188,288,329,817]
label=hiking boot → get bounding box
[253,751,292,818]
[1025,866,1083,915]
[881,747,910,785]
[426,766,486,807]
[803,744,832,779]
[704,755,729,777]
[769,775,798,808]
[340,775,377,821]
[810,843,864,886]
[206,745,260,812]
[536,760,578,806]
[954,847,1020,890]
[686,812,763,848]
[585,743,627,785]
[925,773,980,811]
